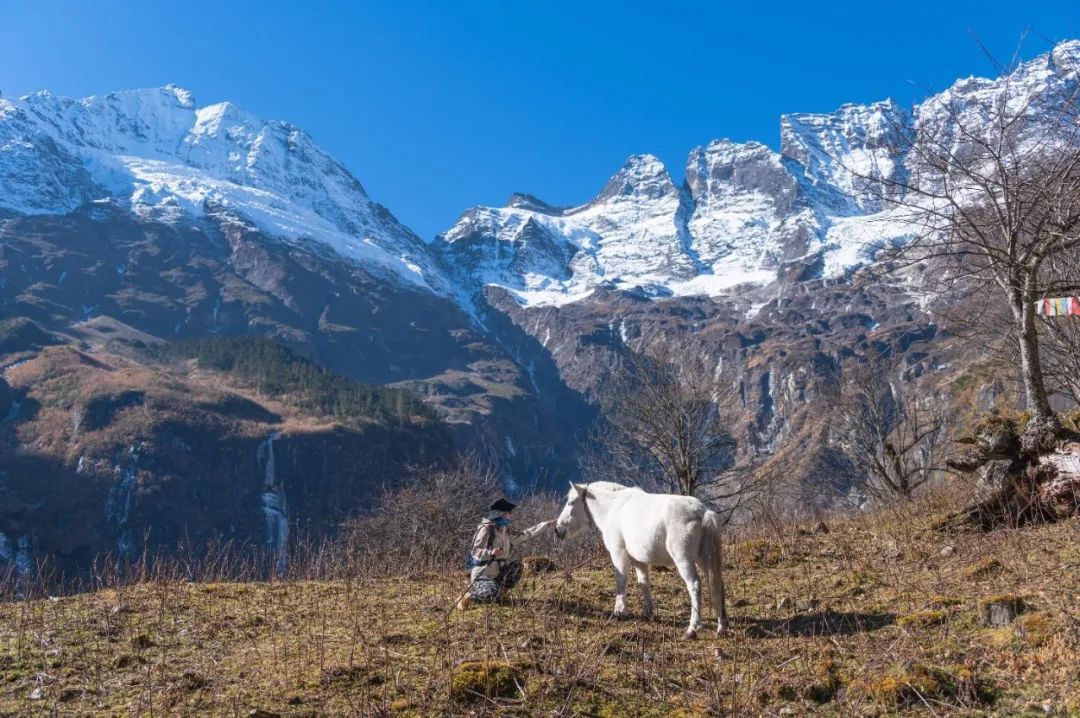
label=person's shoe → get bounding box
[456,594,473,611]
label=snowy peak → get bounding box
[683,138,807,272]
[1049,39,1080,71]
[592,153,679,204]
[685,139,793,207]
[437,152,704,304]
[780,99,910,213]
[0,86,445,294]
[915,40,1080,151]
[437,40,1080,307]
[18,85,200,156]
[506,192,568,215]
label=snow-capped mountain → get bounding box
[2,40,1077,312]
[0,85,446,293]
[437,40,1080,307]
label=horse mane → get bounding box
[565,481,640,501]
[586,481,633,493]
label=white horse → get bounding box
[555,481,729,638]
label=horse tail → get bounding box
[700,509,729,632]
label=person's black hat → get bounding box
[490,498,516,513]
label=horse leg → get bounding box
[611,550,630,617]
[675,560,703,639]
[633,562,654,620]
[715,565,729,633]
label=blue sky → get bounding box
[1,1,1077,239]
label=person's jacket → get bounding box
[469,518,552,580]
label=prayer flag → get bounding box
[1034,296,1080,317]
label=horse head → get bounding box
[555,482,593,540]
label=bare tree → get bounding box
[835,361,951,502]
[591,344,747,501]
[853,38,1080,447]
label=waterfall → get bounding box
[257,432,288,576]
[105,444,142,559]
[0,532,33,578]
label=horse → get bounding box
[554,481,729,638]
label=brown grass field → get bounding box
[0,496,1078,717]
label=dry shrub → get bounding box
[338,457,598,578]
[339,457,501,577]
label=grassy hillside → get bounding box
[0,495,1077,716]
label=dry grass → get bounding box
[1,499,1078,716]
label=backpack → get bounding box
[465,522,496,570]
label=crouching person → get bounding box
[457,497,554,610]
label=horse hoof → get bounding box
[683,628,700,640]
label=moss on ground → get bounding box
[450,661,524,701]
[897,609,949,629]
[963,557,1005,579]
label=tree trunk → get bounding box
[1013,284,1056,424]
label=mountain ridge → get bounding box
[438,39,1080,306]
[3,40,1078,309]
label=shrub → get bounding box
[340,458,501,577]
[927,595,963,608]
[804,658,845,704]
[737,539,784,568]
[1015,612,1054,647]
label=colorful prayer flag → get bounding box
[1035,296,1080,317]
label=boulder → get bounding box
[979,596,1025,627]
